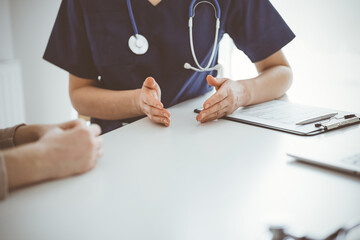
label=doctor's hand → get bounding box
[196,75,251,123]
[138,77,171,127]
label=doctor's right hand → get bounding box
[138,77,171,127]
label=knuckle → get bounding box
[150,107,158,115]
[77,127,91,137]
[152,116,160,123]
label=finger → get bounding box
[199,107,228,123]
[143,77,161,99]
[94,148,104,161]
[59,119,86,130]
[143,93,164,109]
[97,148,104,159]
[203,87,228,110]
[89,124,102,136]
[86,157,98,172]
[197,99,229,122]
[206,75,227,90]
[142,105,171,124]
[94,136,104,150]
[88,147,103,171]
[143,104,171,118]
[147,114,170,127]
[143,77,159,91]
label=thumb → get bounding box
[206,75,226,89]
[59,119,87,130]
[89,124,102,136]
[143,77,157,89]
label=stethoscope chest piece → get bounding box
[128,34,149,55]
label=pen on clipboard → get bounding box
[296,113,338,125]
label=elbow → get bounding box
[69,88,88,116]
[284,65,293,92]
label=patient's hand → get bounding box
[4,119,104,189]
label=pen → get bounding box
[296,112,338,125]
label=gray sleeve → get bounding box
[0,124,25,200]
[0,124,26,150]
[0,152,8,201]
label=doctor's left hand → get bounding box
[196,75,251,123]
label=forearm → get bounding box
[241,65,293,106]
[70,86,143,120]
[3,143,48,190]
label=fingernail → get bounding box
[204,104,209,109]
[157,105,162,109]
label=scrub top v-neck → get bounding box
[44,0,295,134]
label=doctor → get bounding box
[44,0,295,133]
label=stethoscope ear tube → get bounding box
[184,1,222,76]
[189,0,221,19]
[189,17,220,71]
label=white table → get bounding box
[1,93,360,240]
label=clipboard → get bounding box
[194,100,360,136]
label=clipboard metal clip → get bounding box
[317,117,360,130]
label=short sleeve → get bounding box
[43,0,99,80]
[225,0,295,63]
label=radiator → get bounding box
[0,60,25,128]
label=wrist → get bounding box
[33,141,53,181]
[3,142,48,189]
[14,125,52,146]
[133,88,143,116]
[235,79,253,106]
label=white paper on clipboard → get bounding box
[199,100,360,135]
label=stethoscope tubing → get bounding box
[127,0,139,35]
[126,0,222,75]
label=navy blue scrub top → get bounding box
[44,0,295,134]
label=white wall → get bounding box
[9,0,73,124]
[222,0,360,110]
[0,0,14,60]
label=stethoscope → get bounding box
[127,0,222,75]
